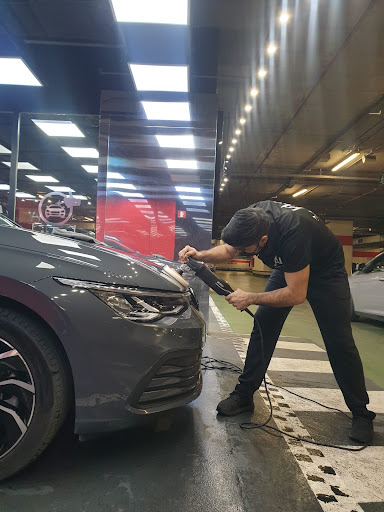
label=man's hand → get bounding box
[225,288,252,310]
[178,245,201,263]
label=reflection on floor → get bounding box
[0,270,383,512]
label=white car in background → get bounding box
[349,252,384,322]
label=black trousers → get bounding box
[235,265,375,418]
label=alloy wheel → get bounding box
[0,337,35,459]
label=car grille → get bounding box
[134,351,202,409]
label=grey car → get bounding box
[349,252,384,322]
[0,216,205,481]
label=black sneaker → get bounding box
[349,416,374,444]
[217,392,254,416]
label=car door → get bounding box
[350,254,384,319]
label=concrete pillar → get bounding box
[325,219,353,275]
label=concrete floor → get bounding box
[1,271,383,511]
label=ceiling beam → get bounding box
[231,173,380,183]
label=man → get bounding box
[179,200,375,443]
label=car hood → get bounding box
[0,227,185,292]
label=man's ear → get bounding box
[260,235,268,247]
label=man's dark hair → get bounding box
[221,207,271,247]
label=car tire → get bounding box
[0,306,71,481]
[350,298,360,322]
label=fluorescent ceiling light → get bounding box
[26,175,59,183]
[183,201,205,206]
[239,118,246,125]
[332,153,360,172]
[232,139,237,144]
[235,129,241,135]
[267,43,278,55]
[244,104,252,112]
[62,147,99,158]
[175,186,201,193]
[142,101,190,121]
[229,147,234,152]
[279,12,290,24]
[32,120,85,137]
[130,64,188,92]
[156,135,194,149]
[82,165,98,173]
[166,160,197,169]
[186,208,209,213]
[292,189,308,198]
[107,172,125,180]
[16,192,35,198]
[73,195,88,200]
[257,68,267,79]
[0,144,10,154]
[0,58,42,86]
[224,177,228,182]
[0,184,10,190]
[179,195,204,201]
[106,182,136,190]
[2,161,38,170]
[45,186,75,192]
[116,192,144,198]
[111,0,188,24]
[250,88,259,97]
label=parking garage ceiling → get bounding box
[0,0,383,235]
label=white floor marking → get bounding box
[209,297,370,512]
[268,358,333,373]
[276,340,325,352]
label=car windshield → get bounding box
[0,215,20,228]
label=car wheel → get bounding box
[0,306,71,481]
[350,298,360,322]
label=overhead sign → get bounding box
[38,192,81,225]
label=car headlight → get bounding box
[54,278,190,322]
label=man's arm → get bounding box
[178,244,237,264]
[226,265,310,309]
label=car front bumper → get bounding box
[34,278,206,433]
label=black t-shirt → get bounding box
[250,201,344,274]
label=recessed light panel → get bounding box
[0,145,10,154]
[0,184,10,190]
[111,0,188,25]
[62,147,99,158]
[116,192,144,198]
[32,120,85,137]
[82,165,98,173]
[45,186,75,193]
[175,186,201,193]
[2,161,38,170]
[0,58,42,86]
[156,135,194,149]
[26,175,59,183]
[107,172,125,180]
[106,183,136,190]
[166,160,197,169]
[16,192,35,198]
[142,102,190,121]
[179,195,204,201]
[73,195,88,200]
[130,64,188,92]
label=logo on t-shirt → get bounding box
[281,203,320,221]
[274,256,283,267]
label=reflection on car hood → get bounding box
[0,227,183,292]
